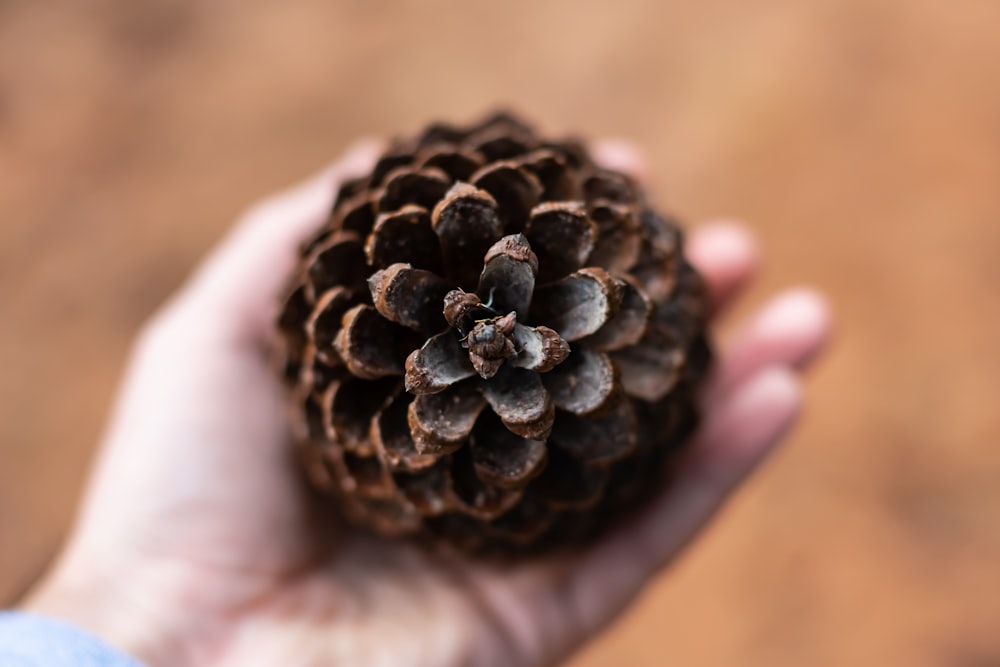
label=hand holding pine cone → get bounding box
[277,112,712,553]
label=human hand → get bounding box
[24,140,831,667]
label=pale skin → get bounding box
[24,140,832,667]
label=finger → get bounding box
[706,287,831,400]
[687,221,759,317]
[167,139,382,340]
[590,138,650,182]
[564,365,802,636]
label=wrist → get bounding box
[21,552,178,666]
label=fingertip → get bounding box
[687,221,759,313]
[590,138,649,181]
[749,287,834,370]
[788,287,834,353]
[687,220,759,274]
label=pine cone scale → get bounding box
[365,205,442,272]
[367,263,451,334]
[477,234,538,320]
[407,384,486,455]
[333,305,413,380]
[509,324,569,373]
[529,267,623,341]
[415,145,485,182]
[479,367,556,440]
[542,347,617,416]
[549,393,638,466]
[371,392,437,472]
[404,331,477,394]
[469,162,542,234]
[306,286,356,363]
[469,416,548,489]
[524,202,597,282]
[431,183,505,290]
[587,201,643,273]
[578,275,653,351]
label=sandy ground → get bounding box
[2,1,999,665]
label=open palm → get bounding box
[27,142,830,667]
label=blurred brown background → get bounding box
[2,1,999,665]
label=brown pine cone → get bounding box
[277,112,712,553]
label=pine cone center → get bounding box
[443,289,523,379]
[466,312,518,378]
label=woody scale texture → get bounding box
[277,112,712,553]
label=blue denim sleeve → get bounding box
[0,612,143,667]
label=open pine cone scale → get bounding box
[278,112,711,552]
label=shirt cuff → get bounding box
[0,611,143,667]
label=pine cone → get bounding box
[277,112,712,553]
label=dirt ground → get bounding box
[2,1,999,665]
